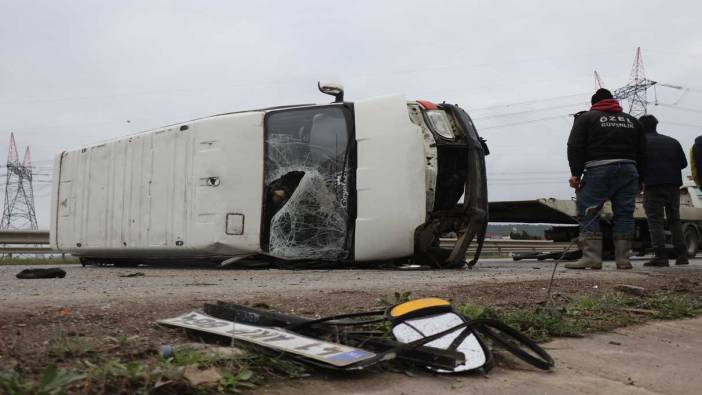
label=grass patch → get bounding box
[457,303,587,342]
[81,359,162,394]
[457,291,702,342]
[75,343,307,394]
[0,365,85,395]
[643,294,702,319]
[48,335,100,360]
[2,332,307,395]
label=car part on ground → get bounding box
[16,267,66,279]
[203,301,466,371]
[513,250,582,261]
[158,298,554,374]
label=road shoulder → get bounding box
[265,317,702,395]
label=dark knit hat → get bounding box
[591,88,614,105]
[639,114,658,132]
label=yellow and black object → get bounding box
[387,297,453,322]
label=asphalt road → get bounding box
[2,258,700,309]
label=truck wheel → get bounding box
[683,225,698,258]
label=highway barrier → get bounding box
[0,230,51,256]
[0,231,570,258]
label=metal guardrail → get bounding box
[0,231,569,256]
[0,247,53,254]
[441,238,569,254]
[0,230,51,255]
[0,230,50,244]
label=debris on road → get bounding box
[160,311,377,368]
[159,298,554,376]
[16,267,66,279]
[119,272,145,278]
[183,366,222,386]
[614,284,646,296]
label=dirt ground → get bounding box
[1,258,702,393]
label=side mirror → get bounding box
[318,81,344,103]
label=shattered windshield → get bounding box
[263,106,352,260]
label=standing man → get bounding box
[639,115,688,266]
[565,88,647,270]
[690,136,702,187]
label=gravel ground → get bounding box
[3,257,698,311]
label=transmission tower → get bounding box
[612,47,657,117]
[593,70,606,89]
[1,133,38,230]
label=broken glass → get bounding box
[264,107,351,260]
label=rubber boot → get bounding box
[566,235,602,270]
[614,239,633,269]
[675,255,690,265]
[675,246,689,265]
[644,248,669,267]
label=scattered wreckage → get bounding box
[15,267,66,279]
[159,298,554,374]
[50,82,489,268]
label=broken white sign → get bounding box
[159,312,375,367]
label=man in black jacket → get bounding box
[566,88,647,270]
[691,136,702,187]
[639,114,688,266]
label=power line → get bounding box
[469,92,590,112]
[479,114,571,131]
[473,101,587,121]
[0,49,627,105]
[0,92,592,137]
[660,121,702,129]
[657,82,702,94]
[653,103,702,114]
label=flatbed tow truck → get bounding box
[488,183,702,260]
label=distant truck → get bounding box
[50,83,489,268]
[489,183,702,259]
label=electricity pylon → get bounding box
[594,70,606,89]
[1,133,38,230]
[612,47,657,117]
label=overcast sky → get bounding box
[1,0,702,227]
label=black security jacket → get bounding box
[644,131,687,187]
[567,110,647,180]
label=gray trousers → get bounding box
[643,185,686,257]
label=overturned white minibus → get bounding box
[50,83,488,268]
